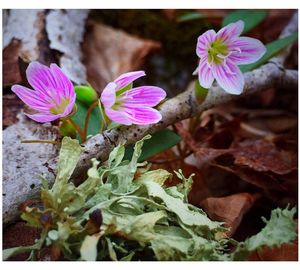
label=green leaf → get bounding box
[222,10,267,33]
[123,210,167,246]
[71,99,103,140]
[108,135,151,193]
[106,238,118,261]
[124,129,181,162]
[52,137,82,191]
[143,180,221,231]
[177,12,208,23]
[232,207,297,260]
[108,143,125,169]
[135,169,172,186]
[75,85,98,106]
[174,169,194,203]
[240,33,298,73]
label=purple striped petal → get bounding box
[24,112,59,123]
[198,56,214,88]
[124,106,162,125]
[100,82,117,108]
[61,95,76,117]
[121,86,166,107]
[216,20,244,43]
[196,29,216,58]
[229,37,266,65]
[50,64,75,99]
[114,71,146,90]
[104,108,132,125]
[212,60,244,95]
[11,85,53,111]
[26,61,61,103]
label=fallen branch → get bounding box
[3,11,298,225]
[69,12,298,180]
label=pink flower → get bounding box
[12,61,76,123]
[196,20,266,94]
[100,71,166,125]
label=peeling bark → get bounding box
[45,9,90,85]
[2,114,60,224]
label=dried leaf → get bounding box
[232,139,297,175]
[82,20,161,92]
[249,241,298,261]
[3,40,22,86]
[199,193,261,237]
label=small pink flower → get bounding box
[12,61,76,123]
[100,71,166,125]
[196,20,266,94]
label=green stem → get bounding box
[66,118,86,143]
[83,100,99,140]
[21,139,61,145]
[98,100,110,132]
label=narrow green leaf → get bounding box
[194,80,208,103]
[240,33,298,73]
[222,10,267,33]
[124,129,181,162]
[177,12,208,23]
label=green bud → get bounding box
[74,85,98,105]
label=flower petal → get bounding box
[229,37,266,65]
[11,85,53,111]
[24,112,59,123]
[114,71,146,89]
[61,95,76,118]
[122,106,162,125]
[121,86,166,107]
[216,20,244,43]
[212,60,244,95]
[198,56,214,88]
[26,61,61,104]
[196,29,216,58]
[104,108,132,125]
[100,82,117,108]
[50,64,75,99]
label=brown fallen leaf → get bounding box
[82,20,161,93]
[199,193,261,237]
[3,94,24,128]
[232,139,297,175]
[3,40,23,86]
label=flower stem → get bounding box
[66,118,86,143]
[21,139,61,145]
[98,100,109,132]
[83,100,99,140]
